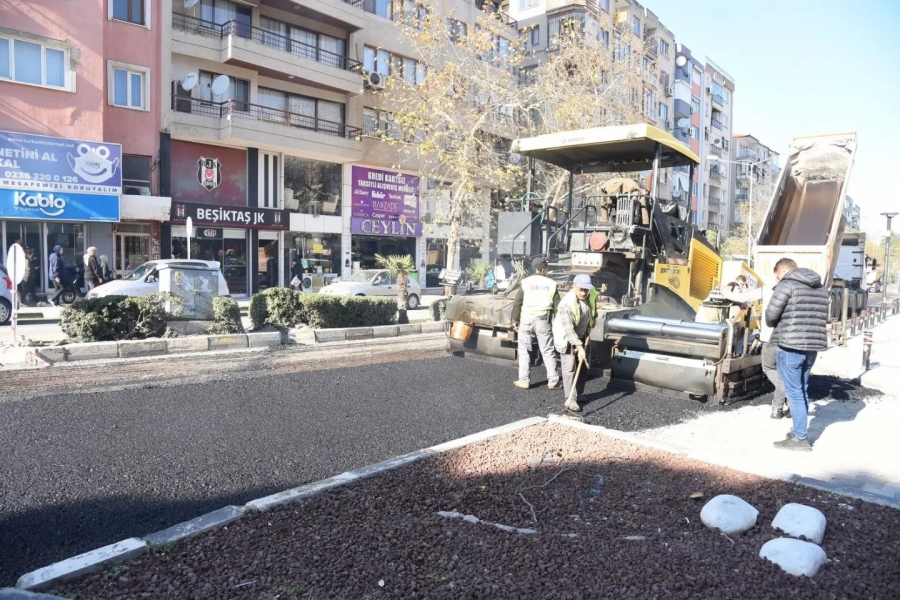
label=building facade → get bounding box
[698,58,735,234]
[843,195,861,231]
[1,0,166,294]
[730,133,779,225]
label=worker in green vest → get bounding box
[553,274,598,412]
[511,257,561,390]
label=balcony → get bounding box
[643,35,658,59]
[709,167,724,183]
[736,149,758,161]
[169,95,362,163]
[711,118,724,131]
[712,93,725,107]
[276,0,365,31]
[172,13,363,95]
[709,145,723,157]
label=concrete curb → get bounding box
[0,589,71,599]
[1,321,449,368]
[14,416,544,592]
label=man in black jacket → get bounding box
[765,258,829,451]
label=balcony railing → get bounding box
[341,0,364,7]
[171,95,361,139]
[736,150,758,161]
[709,168,724,182]
[709,145,723,157]
[712,93,725,105]
[172,13,362,72]
[711,118,724,130]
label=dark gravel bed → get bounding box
[57,422,900,600]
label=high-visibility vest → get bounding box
[519,275,559,321]
[571,288,598,332]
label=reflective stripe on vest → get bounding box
[520,275,558,321]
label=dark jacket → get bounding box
[765,268,829,352]
[85,255,102,282]
[49,245,64,280]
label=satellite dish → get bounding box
[676,117,689,129]
[180,72,198,92]
[210,74,230,97]
[184,0,199,8]
[509,152,522,165]
[675,55,688,68]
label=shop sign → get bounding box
[351,216,424,237]
[171,201,288,230]
[0,130,121,222]
[351,166,420,220]
[197,158,222,192]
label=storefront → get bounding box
[168,201,288,296]
[349,165,422,276]
[286,232,342,292]
[1,130,121,294]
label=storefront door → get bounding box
[115,231,151,277]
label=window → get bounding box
[195,71,249,106]
[633,16,640,36]
[259,87,346,135]
[122,155,152,194]
[364,0,392,19]
[111,65,146,110]
[112,0,145,26]
[691,96,700,114]
[518,0,539,9]
[201,0,251,37]
[0,35,69,90]
[689,126,698,140]
[599,0,610,10]
[363,107,401,140]
[658,40,669,55]
[400,1,428,27]
[447,19,467,43]
[659,103,668,120]
[599,29,609,46]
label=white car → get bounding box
[85,260,230,299]
[320,269,421,309]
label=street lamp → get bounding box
[709,155,769,266]
[881,212,898,297]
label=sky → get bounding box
[651,0,900,235]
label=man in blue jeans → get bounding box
[765,258,830,451]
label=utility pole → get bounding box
[882,212,898,298]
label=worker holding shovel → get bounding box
[553,274,598,413]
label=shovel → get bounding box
[566,338,588,409]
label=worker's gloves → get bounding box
[576,345,587,363]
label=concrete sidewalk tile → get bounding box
[345,327,373,341]
[208,334,248,350]
[247,331,283,348]
[420,321,447,334]
[143,506,245,546]
[65,342,118,362]
[16,538,146,592]
[372,325,399,338]
[314,329,347,343]
[117,339,167,358]
[166,337,209,354]
[0,589,71,599]
[396,324,422,336]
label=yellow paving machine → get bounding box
[445,124,763,403]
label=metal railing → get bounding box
[709,145,723,157]
[172,13,361,72]
[711,118,724,130]
[171,95,361,139]
[712,93,725,105]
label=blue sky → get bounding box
[651,0,900,234]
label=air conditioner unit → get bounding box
[124,186,151,196]
[365,71,386,90]
[665,120,672,130]
[663,86,672,97]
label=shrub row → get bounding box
[250,288,397,330]
[430,297,449,322]
[61,294,243,342]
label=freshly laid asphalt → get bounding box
[0,351,874,585]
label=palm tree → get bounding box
[375,253,415,325]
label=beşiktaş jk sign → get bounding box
[0,130,121,222]
[171,202,289,230]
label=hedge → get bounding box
[60,294,173,343]
[250,289,397,330]
[430,297,449,322]
[206,296,244,335]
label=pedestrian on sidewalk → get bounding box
[20,248,38,306]
[553,274,598,413]
[48,245,65,307]
[84,247,103,291]
[511,257,561,390]
[766,258,829,451]
[99,255,114,281]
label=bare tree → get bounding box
[719,179,775,259]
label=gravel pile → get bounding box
[56,422,900,599]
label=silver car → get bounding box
[0,265,13,325]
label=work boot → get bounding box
[773,436,811,452]
[548,381,563,390]
[514,380,530,390]
[564,396,581,413]
[770,407,784,419]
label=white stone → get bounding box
[759,537,827,577]
[771,503,827,544]
[700,494,759,535]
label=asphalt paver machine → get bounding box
[445,124,764,403]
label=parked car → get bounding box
[85,259,230,299]
[320,269,421,309]
[0,265,12,325]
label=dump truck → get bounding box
[752,132,864,344]
[444,124,763,403]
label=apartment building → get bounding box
[730,133,779,224]
[1,0,167,293]
[843,195,861,231]
[699,58,735,233]
[671,43,703,216]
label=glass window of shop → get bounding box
[283,156,342,217]
[425,239,447,287]
[46,223,86,286]
[5,222,43,269]
[171,226,248,295]
[459,238,484,272]
[285,233,341,292]
[257,233,279,290]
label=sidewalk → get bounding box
[638,311,900,508]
